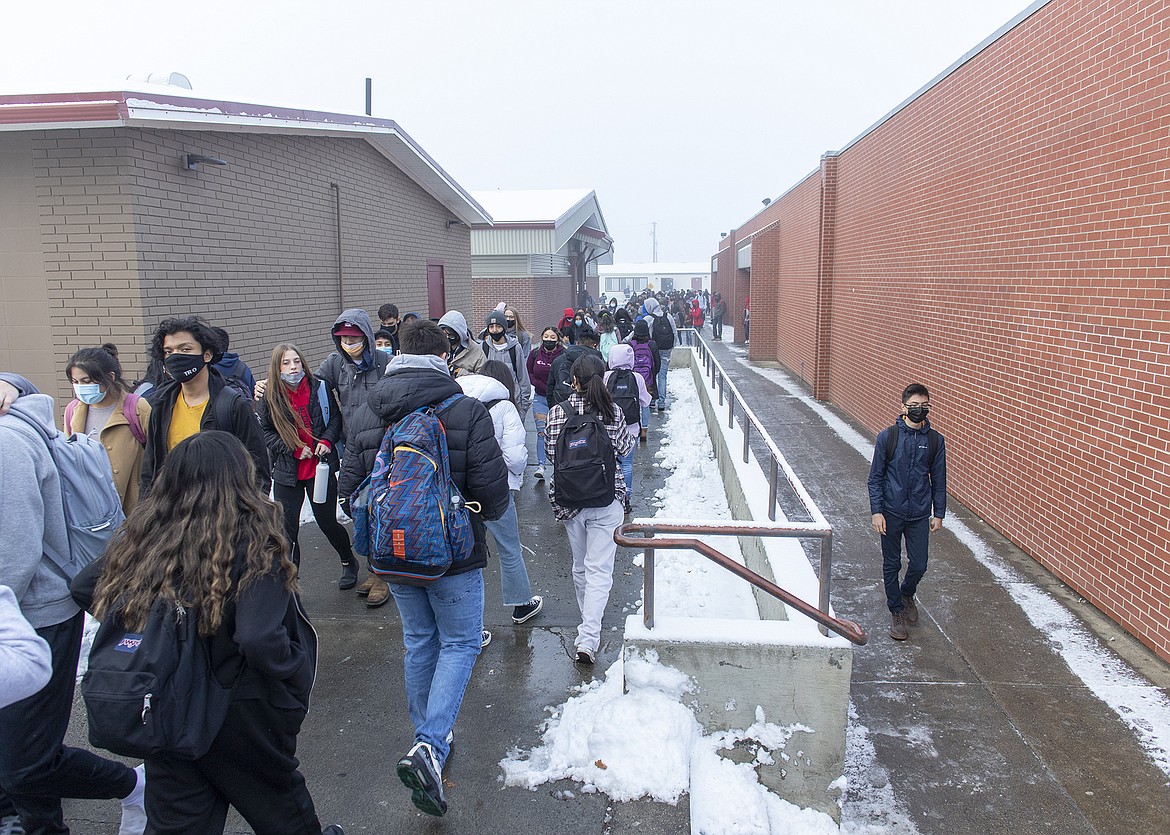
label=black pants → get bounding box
[713,316,724,339]
[273,472,354,567]
[0,611,136,835]
[144,699,321,835]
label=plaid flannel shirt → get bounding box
[545,392,635,521]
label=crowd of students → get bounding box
[0,290,715,831]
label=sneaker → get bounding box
[321,827,345,835]
[118,764,147,835]
[396,741,447,817]
[889,611,909,641]
[533,465,545,480]
[1,814,25,835]
[481,629,492,648]
[512,596,544,624]
[902,594,919,625]
[575,647,595,664]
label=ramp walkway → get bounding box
[61,336,1170,834]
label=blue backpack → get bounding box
[359,394,479,583]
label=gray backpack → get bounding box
[10,405,125,579]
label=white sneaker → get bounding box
[0,814,26,835]
[118,764,147,835]
[481,629,492,648]
[533,465,545,480]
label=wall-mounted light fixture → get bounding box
[184,153,228,171]
[720,232,729,239]
[445,219,467,229]
[761,198,772,206]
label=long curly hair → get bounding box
[263,343,318,454]
[91,431,296,636]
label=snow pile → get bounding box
[640,369,759,620]
[735,357,1170,782]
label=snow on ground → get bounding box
[501,364,911,832]
[734,357,1170,782]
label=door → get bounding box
[427,263,445,319]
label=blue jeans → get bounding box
[656,349,670,409]
[388,570,483,768]
[881,514,930,612]
[484,493,532,606]
[618,442,635,503]
[640,404,650,427]
[533,393,549,467]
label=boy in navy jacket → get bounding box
[868,383,947,640]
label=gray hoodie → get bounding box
[480,311,532,418]
[317,308,390,440]
[438,310,487,378]
[0,395,79,629]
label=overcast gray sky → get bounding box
[4,0,1035,263]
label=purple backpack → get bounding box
[630,340,655,390]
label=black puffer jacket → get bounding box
[338,356,510,576]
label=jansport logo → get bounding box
[115,634,143,653]
[568,439,587,449]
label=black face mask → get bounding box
[905,406,929,424]
[164,352,206,383]
[447,336,461,354]
[542,340,559,351]
[506,319,517,331]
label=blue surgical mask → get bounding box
[73,383,104,405]
[376,346,393,356]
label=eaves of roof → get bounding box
[0,90,492,226]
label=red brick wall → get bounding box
[472,276,574,344]
[720,0,1170,661]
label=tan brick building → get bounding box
[712,0,1170,662]
[0,85,490,406]
[469,189,611,336]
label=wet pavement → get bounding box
[61,337,1170,834]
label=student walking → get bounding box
[0,388,147,835]
[64,343,152,513]
[526,327,564,481]
[71,431,342,835]
[604,344,652,512]
[338,319,509,817]
[140,316,269,497]
[459,361,543,630]
[480,310,532,420]
[868,384,947,640]
[257,344,360,590]
[545,355,635,664]
[626,319,660,442]
[711,292,727,341]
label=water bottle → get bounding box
[312,457,330,503]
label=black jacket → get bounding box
[256,376,343,488]
[318,308,391,443]
[141,369,270,496]
[547,345,604,410]
[338,359,510,577]
[71,550,317,712]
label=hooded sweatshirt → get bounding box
[439,310,487,377]
[458,373,527,490]
[604,343,652,437]
[0,395,79,629]
[211,352,257,399]
[480,310,532,418]
[316,308,391,441]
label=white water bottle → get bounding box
[312,457,330,503]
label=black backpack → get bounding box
[884,426,940,468]
[81,599,239,760]
[606,369,640,425]
[553,407,616,509]
[651,314,675,350]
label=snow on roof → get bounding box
[469,188,594,225]
[0,81,490,225]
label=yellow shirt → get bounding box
[167,390,208,451]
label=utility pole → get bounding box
[365,78,372,116]
[650,221,658,263]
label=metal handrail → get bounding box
[654,328,843,637]
[616,520,867,645]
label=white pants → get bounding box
[562,500,624,653]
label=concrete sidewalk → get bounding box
[61,341,1170,834]
[699,337,1170,835]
